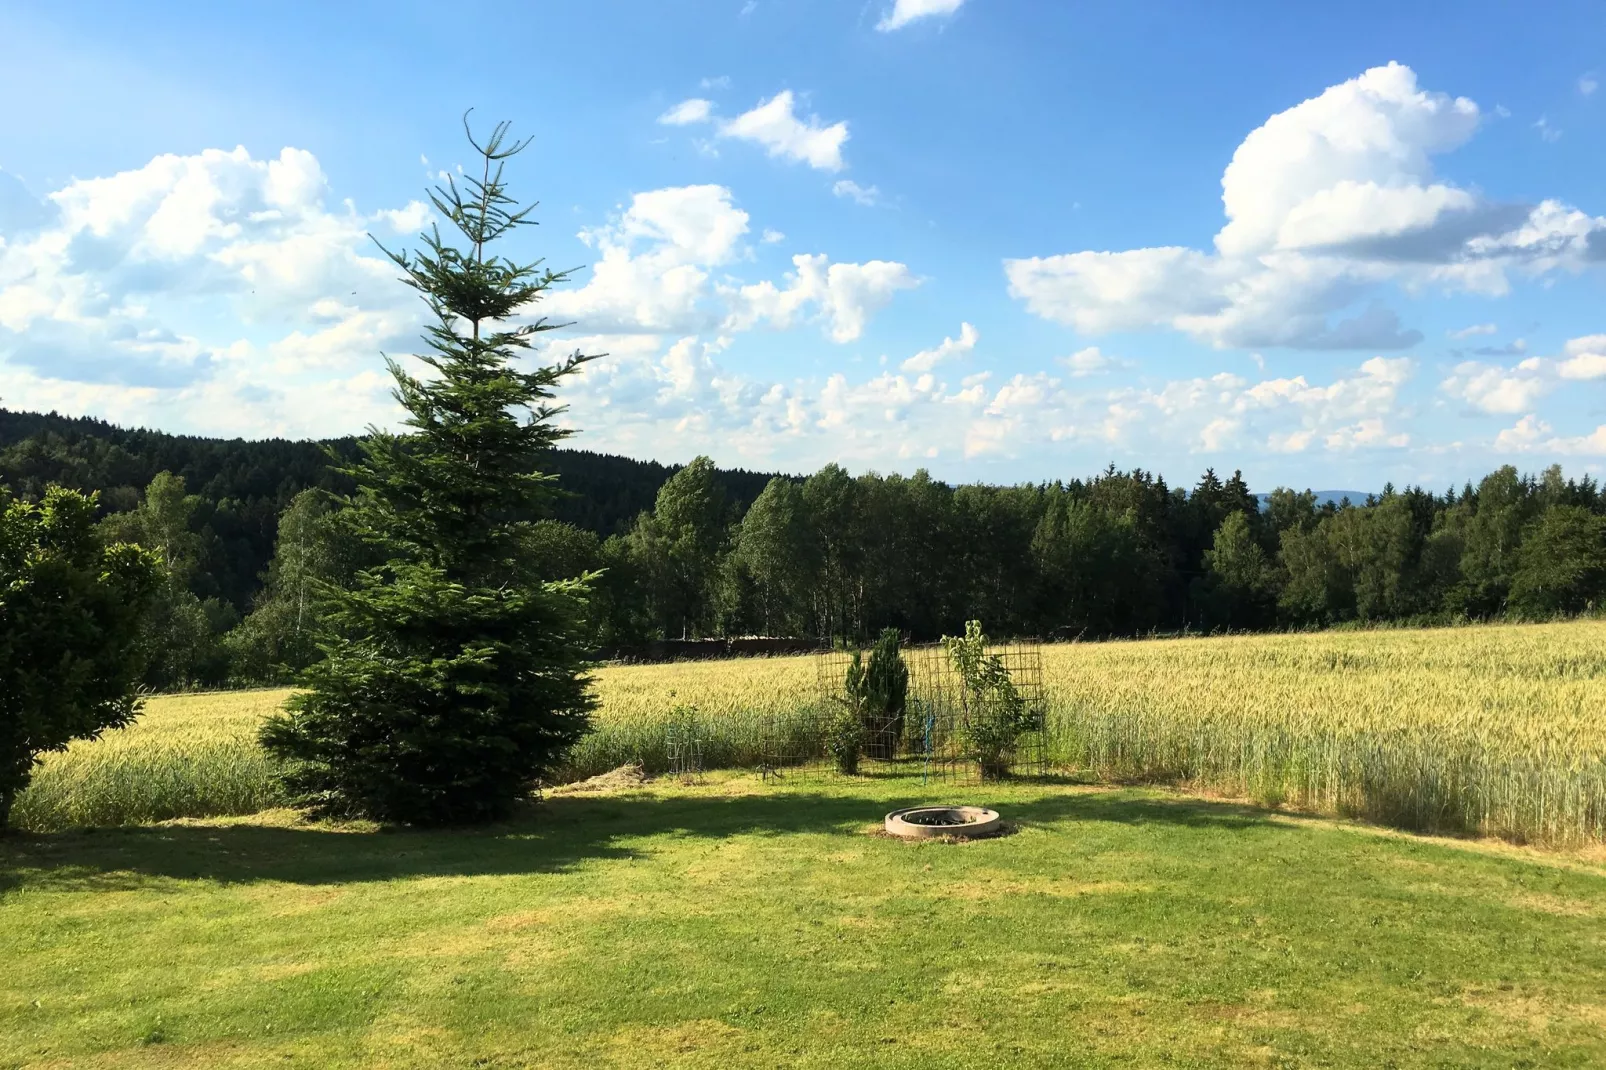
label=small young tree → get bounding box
[861,627,908,759]
[942,620,1029,780]
[225,489,361,683]
[829,649,869,775]
[260,117,598,824]
[0,487,160,830]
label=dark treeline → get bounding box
[601,457,1606,647]
[4,408,1604,689]
[0,408,775,611]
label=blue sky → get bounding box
[1,0,1604,492]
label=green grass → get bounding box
[4,775,1605,1068]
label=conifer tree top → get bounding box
[346,114,599,579]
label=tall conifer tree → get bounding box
[261,117,597,824]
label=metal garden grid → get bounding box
[664,705,705,781]
[758,639,1049,784]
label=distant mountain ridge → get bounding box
[1254,490,1373,508]
[0,407,781,611]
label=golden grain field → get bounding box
[10,689,295,831]
[1041,624,1606,845]
[14,621,1606,844]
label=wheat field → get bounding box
[13,621,1606,844]
[10,689,295,832]
[1041,624,1606,845]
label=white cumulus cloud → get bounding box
[832,179,880,206]
[1060,346,1124,377]
[545,185,750,334]
[722,253,920,343]
[1558,334,1606,380]
[658,98,713,126]
[877,0,966,32]
[718,91,849,172]
[1496,414,1606,455]
[901,322,978,372]
[1437,334,1606,414]
[0,144,425,437]
[0,153,929,448]
[1004,63,1606,351]
[1440,359,1551,414]
[554,336,1422,471]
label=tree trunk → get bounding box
[0,788,14,835]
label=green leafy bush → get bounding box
[942,620,1030,779]
[1,486,161,829]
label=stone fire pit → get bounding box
[884,806,1003,840]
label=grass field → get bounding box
[3,775,1605,1068]
[13,621,1606,845]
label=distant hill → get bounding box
[0,407,783,609]
[1254,490,1373,509]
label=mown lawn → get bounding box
[3,775,1604,1069]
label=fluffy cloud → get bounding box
[0,151,922,443]
[1495,415,1606,455]
[658,98,713,126]
[1060,346,1125,377]
[1440,359,1551,414]
[722,253,919,342]
[964,356,1416,458]
[553,325,1419,469]
[1560,334,1606,379]
[1448,322,1498,339]
[1005,63,1606,351]
[0,145,424,436]
[901,322,977,372]
[658,91,853,172]
[717,92,849,171]
[877,0,966,32]
[544,184,750,334]
[832,179,880,206]
[655,91,860,172]
[1437,334,1606,414]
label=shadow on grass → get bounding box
[0,785,1286,894]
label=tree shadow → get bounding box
[0,784,1289,895]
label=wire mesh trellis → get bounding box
[665,705,705,781]
[759,639,1049,784]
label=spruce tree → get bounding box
[260,117,597,824]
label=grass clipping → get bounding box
[550,763,650,795]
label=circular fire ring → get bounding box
[884,806,1003,840]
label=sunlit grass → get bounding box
[4,777,1605,1067]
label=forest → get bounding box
[4,405,1604,689]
